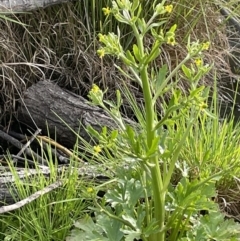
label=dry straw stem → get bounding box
[37,135,83,162]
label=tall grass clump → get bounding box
[67,1,240,240]
[0,148,89,241]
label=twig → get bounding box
[14,128,42,162]
[0,180,63,214]
[6,130,69,164]
[0,130,48,165]
[0,164,110,185]
[0,154,47,169]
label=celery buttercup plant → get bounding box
[67,1,240,241]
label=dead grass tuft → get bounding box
[218,177,240,222]
[0,2,238,125]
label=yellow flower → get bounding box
[165,4,173,13]
[199,102,208,110]
[93,145,102,154]
[97,49,105,58]
[167,36,176,46]
[91,84,100,94]
[87,187,94,193]
[202,41,210,50]
[98,33,105,42]
[102,7,111,16]
[194,58,202,66]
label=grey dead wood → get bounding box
[0,180,63,213]
[13,128,42,162]
[17,80,133,148]
[0,129,48,165]
[10,80,134,211]
[4,130,70,163]
[0,0,71,12]
[0,164,111,208]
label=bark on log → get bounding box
[0,0,71,12]
[17,81,120,147]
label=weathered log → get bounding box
[0,0,71,12]
[17,81,121,147]
[0,164,110,206]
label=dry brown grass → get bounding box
[218,177,240,222]
[0,2,237,126]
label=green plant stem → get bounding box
[131,22,165,241]
[141,236,148,241]
[141,170,150,226]
[143,39,162,65]
[130,25,153,147]
[141,67,154,145]
[149,158,165,241]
